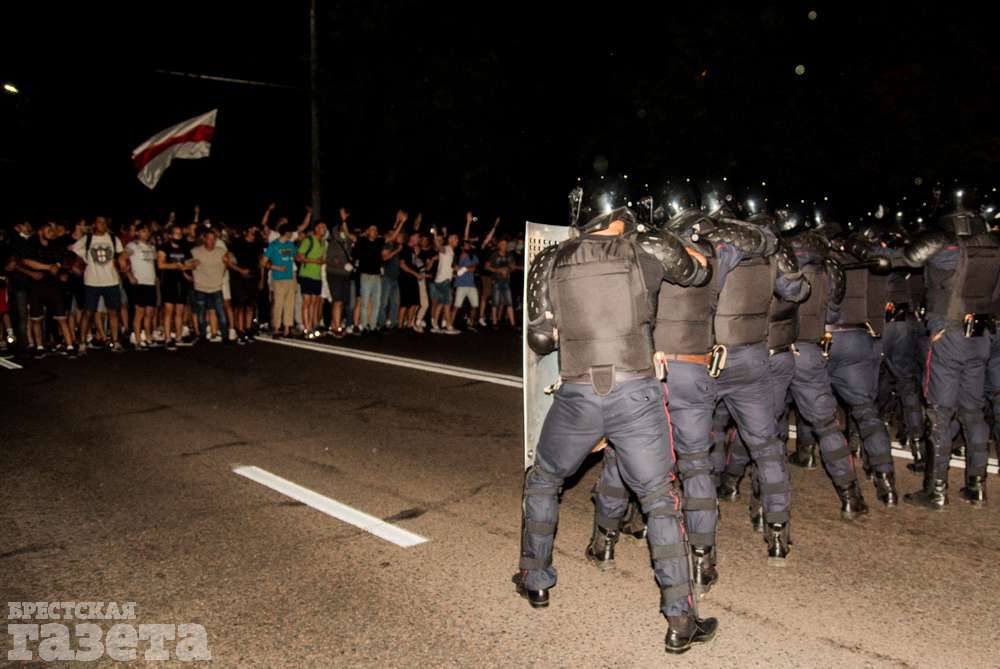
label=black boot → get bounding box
[585,525,619,570]
[788,442,816,469]
[836,480,870,519]
[691,546,718,595]
[906,436,925,473]
[513,572,549,608]
[960,475,987,507]
[765,522,791,566]
[904,479,948,510]
[717,472,741,502]
[873,471,899,507]
[665,614,718,654]
[748,495,764,532]
[905,424,950,511]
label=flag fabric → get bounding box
[132,109,217,190]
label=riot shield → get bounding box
[522,221,571,470]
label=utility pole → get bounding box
[309,0,322,219]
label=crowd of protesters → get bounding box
[0,205,526,359]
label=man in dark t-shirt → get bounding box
[228,225,264,344]
[18,222,76,356]
[157,223,195,350]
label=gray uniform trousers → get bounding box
[827,329,895,474]
[520,377,693,616]
[925,326,992,477]
[788,342,860,487]
[595,363,718,549]
[711,342,791,524]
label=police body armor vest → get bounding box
[839,263,888,335]
[714,256,775,346]
[548,236,652,377]
[926,234,1000,323]
[797,263,829,343]
[888,268,925,307]
[653,254,717,355]
[767,297,798,350]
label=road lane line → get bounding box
[257,335,523,388]
[0,357,23,370]
[233,465,428,548]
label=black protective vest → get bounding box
[654,255,716,355]
[839,264,888,334]
[888,268,925,307]
[549,236,652,376]
[797,263,829,343]
[926,234,1000,322]
[715,256,774,346]
[767,297,798,350]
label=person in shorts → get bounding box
[157,223,195,350]
[296,220,328,338]
[20,221,76,356]
[71,216,127,352]
[325,208,355,337]
[125,222,158,349]
[228,224,264,344]
[485,238,519,330]
[454,239,480,331]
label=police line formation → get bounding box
[515,175,1000,653]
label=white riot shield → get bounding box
[522,221,571,470]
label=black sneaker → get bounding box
[33,346,47,359]
[166,338,179,351]
[237,335,247,346]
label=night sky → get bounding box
[3,2,999,233]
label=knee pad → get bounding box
[676,448,714,482]
[524,464,562,498]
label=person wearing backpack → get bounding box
[296,220,328,338]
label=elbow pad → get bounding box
[636,230,701,286]
[903,231,951,266]
[703,217,775,257]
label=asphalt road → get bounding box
[2,330,999,668]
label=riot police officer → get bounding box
[671,178,808,566]
[715,187,800,528]
[902,185,1000,509]
[818,204,900,506]
[866,210,928,471]
[518,175,717,653]
[779,205,874,516]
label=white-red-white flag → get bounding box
[132,109,217,190]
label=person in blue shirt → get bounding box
[265,223,299,338]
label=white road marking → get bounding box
[787,425,999,474]
[0,357,23,370]
[233,465,428,548]
[257,335,523,388]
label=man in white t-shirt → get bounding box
[125,222,158,349]
[72,216,128,352]
[430,232,459,334]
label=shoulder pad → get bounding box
[788,231,830,258]
[825,257,847,305]
[526,243,559,322]
[774,239,799,274]
[903,230,952,266]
